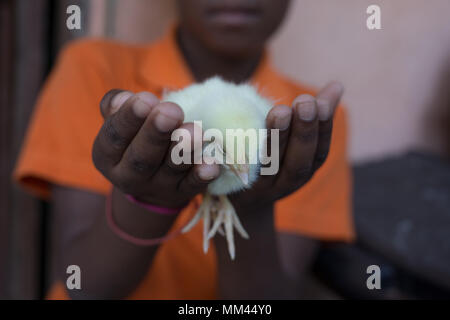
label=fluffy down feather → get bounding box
[163,76,273,259]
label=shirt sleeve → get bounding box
[274,106,355,241]
[13,40,112,199]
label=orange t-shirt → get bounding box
[13,26,354,299]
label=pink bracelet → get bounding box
[105,193,182,246]
[125,194,184,215]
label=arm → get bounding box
[52,186,178,299]
[53,89,221,299]
[214,204,318,299]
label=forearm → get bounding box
[55,186,178,299]
[214,204,296,299]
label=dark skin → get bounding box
[52,0,344,299]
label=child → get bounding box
[14,0,353,299]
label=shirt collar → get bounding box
[140,24,194,91]
[140,23,287,99]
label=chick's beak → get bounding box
[231,164,249,185]
[238,170,249,185]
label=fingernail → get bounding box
[136,91,159,106]
[198,164,218,181]
[132,99,152,118]
[296,97,317,122]
[316,98,332,121]
[273,113,291,131]
[111,91,133,113]
[154,112,179,132]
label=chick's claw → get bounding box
[182,193,249,260]
[203,207,211,253]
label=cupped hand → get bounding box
[229,82,344,211]
[92,89,220,208]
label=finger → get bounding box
[100,90,159,118]
[277,94,319,187]
[313,119,333,171]
[178,161,220,194]
[100,90,129,118]
[116,102,184,180]
[313,82,344,169]
[316,81,344,121]
[93,94,157,173]
[258,105,292,185]
[266,104,292,156]
[160,122,203,176]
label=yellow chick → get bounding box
[163,76,273,259]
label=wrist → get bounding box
[213,202,275,250]
[213,202,279,271]
[232,199,275,222]
[131,193,189,210]
[125,194,185,215]
[111,187,178,238]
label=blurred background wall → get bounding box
[1,0,88,299]
[1,0,449,299]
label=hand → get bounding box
[229,82,344,211]
[92,90,220,208]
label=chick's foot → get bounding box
[181,193,249,260]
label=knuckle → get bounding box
[319,127,333,141]
[91,142,103,171]
[120,101,141,126]
[92,136,112,174]
[289,166,313,183]
[162,162,188,176]
[116,178,134,194]
[315,152,329,166]
[125,148,153,174]
[277,188,294,200]
[128,157,151,173]
[295,128,318,143]
[113,171,137,194]
[143,129,170,147]
[103,118,128,149]
[186,174,208,191]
